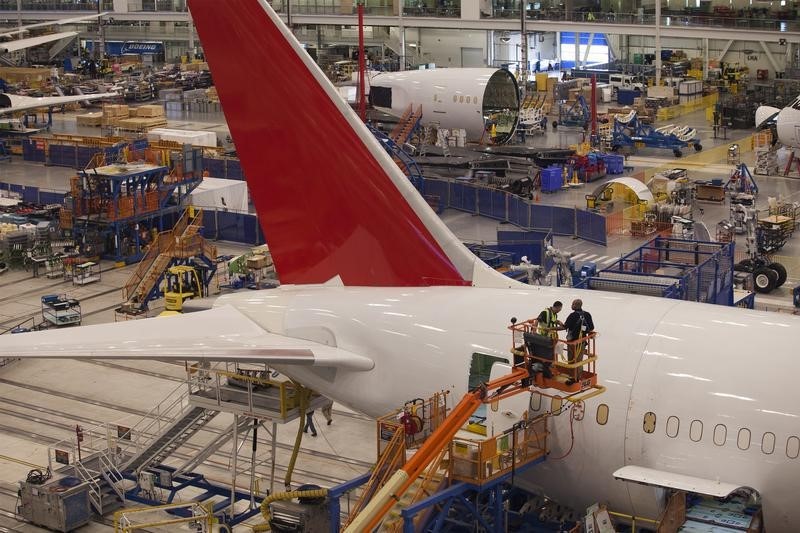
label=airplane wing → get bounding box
[0,31,78,53]
[0,305,375,371]
[0,92,116,115]
[0,13,110,39]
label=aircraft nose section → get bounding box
[755,105,780,128]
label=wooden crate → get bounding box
[103,104,130,118]
[117,117,168,130]
[135,104,165,118]
[76,112,103,127]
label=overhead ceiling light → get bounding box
[500,31,511,43]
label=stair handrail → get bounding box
[124,208,191,295]
[73,459,103,513]
[343,425,407,529]
[98,450,127,504]
[390,103,414,141]
[114,381,192,460]
[122,232,171,300]
[387,446,450,532]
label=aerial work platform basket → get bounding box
[509,317,604,402]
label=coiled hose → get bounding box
[252,383,318,532]
[251,488,329,531]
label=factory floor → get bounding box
[0,104,798,531]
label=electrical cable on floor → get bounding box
[314,415,367,477]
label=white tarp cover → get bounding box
[147,128,218,148]
[189,177,248,212]
[593,177,655,204]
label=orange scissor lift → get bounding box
[340,317,605,532]
[508,317,605,401]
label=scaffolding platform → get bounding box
[188,367,331,423]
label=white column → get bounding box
[655,0,661,85]
[574,32,579,69]
[703,38,708,80]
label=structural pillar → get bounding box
[655,0,661,85]
[703,38,708,81]
[188,11,195,57]
[230,414,239,517]
[269,421,278,494]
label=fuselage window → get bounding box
[689,420,703,442]
[530,391,542,412]
[762,432,776,455]
[643,411,656,434]
[666,416,680,438]
[737,428,751,450]
[452,95,458,103]
[459,95,464,103]
[596,403,609,425]
[713,424,727,446]
[551,396,563,413]
[787,436,800,459]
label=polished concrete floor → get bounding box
[0,101,798,531]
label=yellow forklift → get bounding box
[163,265,205,312]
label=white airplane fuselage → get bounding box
[220,283,799,529]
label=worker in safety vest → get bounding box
[537,301,564,339]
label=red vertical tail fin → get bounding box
[188,0,487,286]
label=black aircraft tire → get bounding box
[768,262,788,287]
[753,267,778,293]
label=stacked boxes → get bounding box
[76,112,103,127]
[102,104,130,127]
[131,105,165,118]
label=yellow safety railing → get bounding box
[192,368,310,419]
[450,415,548,485]
[114,502,213,532]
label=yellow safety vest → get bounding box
[537,308,557,337]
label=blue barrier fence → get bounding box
[202,157,245,180]
[0,181,66,205]
[423,178,607,246]
[1,174,605,250]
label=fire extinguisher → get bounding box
[400,398,425,435]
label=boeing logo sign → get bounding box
[120,42,163,55]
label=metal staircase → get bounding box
[172,415,252,477]
[389,104,423,145]
[123,406,220,474]
[381,447,449,531]
[121,208,217,311]
[73,453,124,516]
[368,124,425,191]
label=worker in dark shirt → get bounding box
[563,299,594,380]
